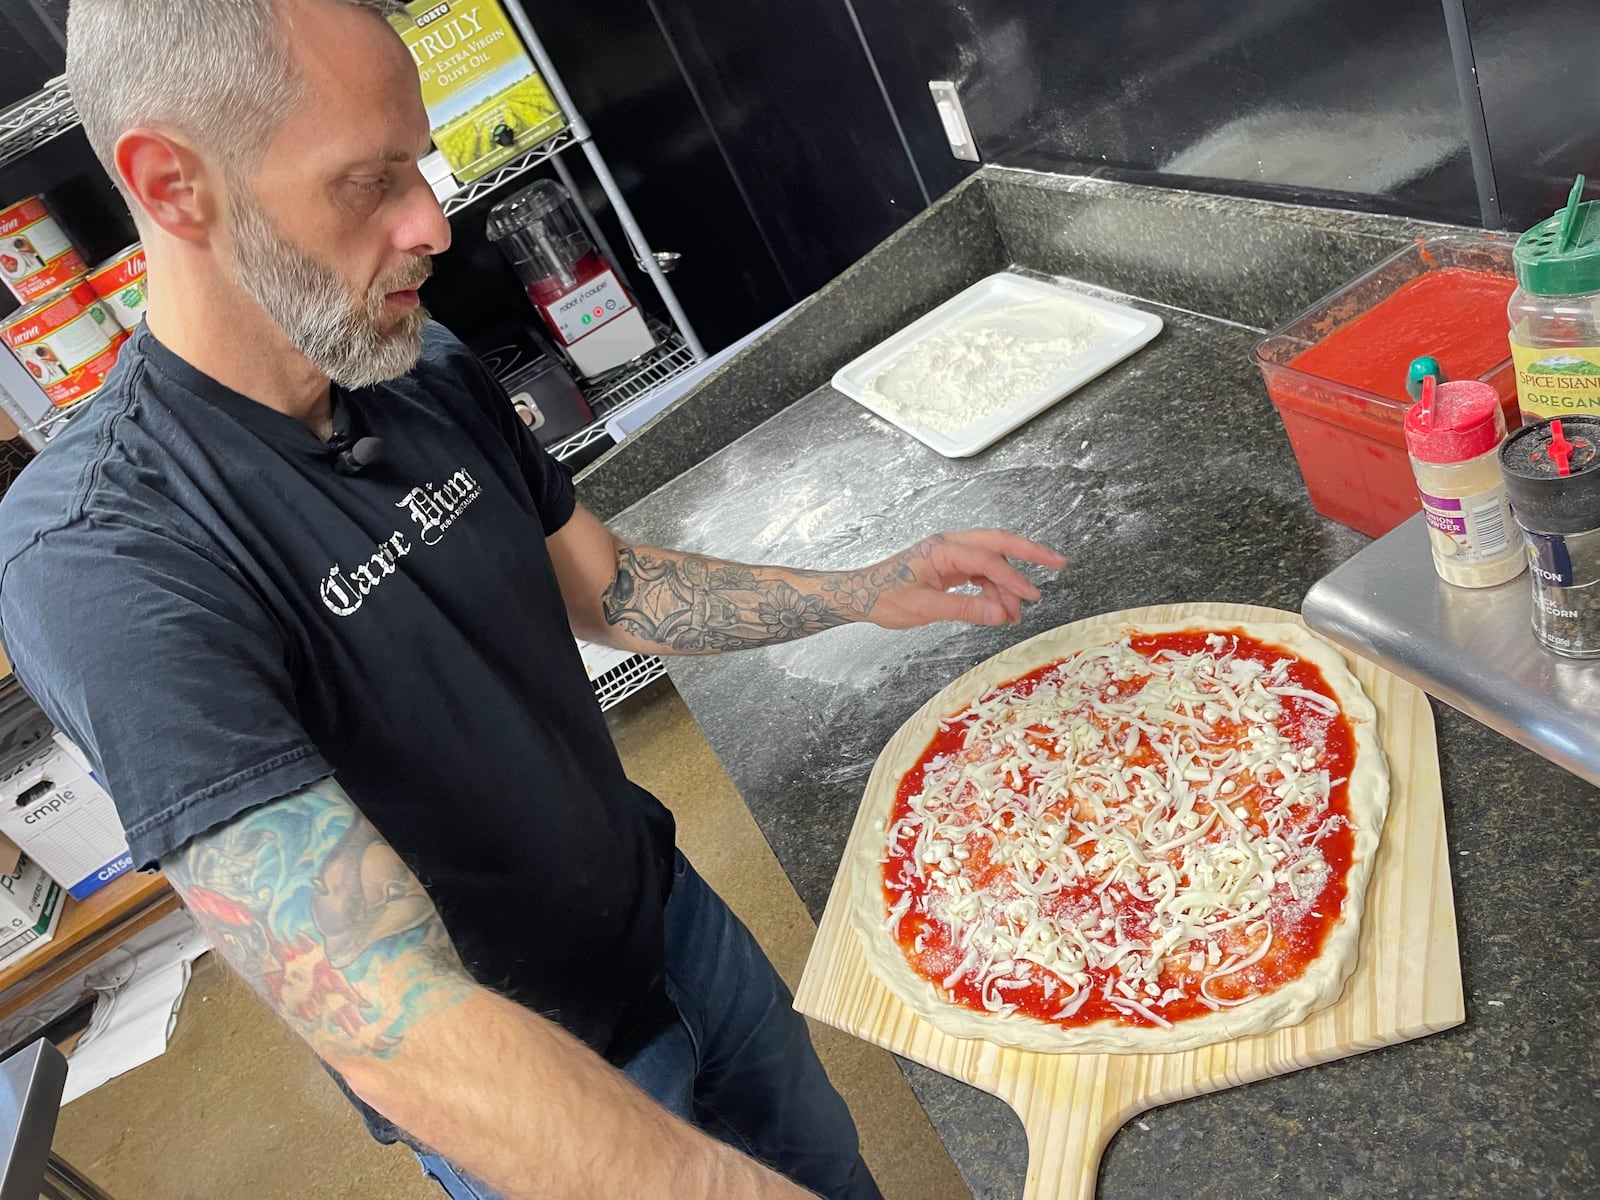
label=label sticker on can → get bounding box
[1511,343,1600,420]
[87,245,147,330]
[1419,488,1516,564]
[1,282,126,407]
[0,197,89,304]
[106,282,146,330]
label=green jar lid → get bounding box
[1515,175,1600,296]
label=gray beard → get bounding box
[228,188,430,389]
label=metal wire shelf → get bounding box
[18,404,79,448]
[0,77,78,171]
[32,406,76,438]
[548,322,699,462]
[438,127,580,217]
[591,653,667,711]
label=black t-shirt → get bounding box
[0,323,678,1077]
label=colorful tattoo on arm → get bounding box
[163,780,472,1058]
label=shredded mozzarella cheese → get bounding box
[886,633,1347,1025]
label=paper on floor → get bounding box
[62,911,211,1104]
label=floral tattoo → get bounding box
[600,543,929,653]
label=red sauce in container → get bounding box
[1289,269,1515,403]
[1255,251,1521,537]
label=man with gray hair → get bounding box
[0,2,1065,1197]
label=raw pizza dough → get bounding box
[849,617,1389,1054]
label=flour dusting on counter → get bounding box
[863,296,1102,435]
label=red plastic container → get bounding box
[1253,235,1521,538]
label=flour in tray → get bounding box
[862,295,1103,436]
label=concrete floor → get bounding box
[53,679,971,1199]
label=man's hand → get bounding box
[856,530,1068,630]
[548,505,1067,656]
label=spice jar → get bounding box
[1403,379,1524,588]
[1498,415,1600,658]
[1509,175,1600,423]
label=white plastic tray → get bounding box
[831,272,1163,457]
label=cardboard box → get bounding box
[0,832,22,878]
[0,739,132,900]
[390,0,567,184]
[0,851,63,969]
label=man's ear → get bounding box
[114,128,222,243]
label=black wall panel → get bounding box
[1464,0,1600,230]
[845,0,979,203]
[644,0,927,299]
[854,0,1483,225]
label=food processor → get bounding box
[486,180,657,379]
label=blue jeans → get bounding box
[417,852,881,1199]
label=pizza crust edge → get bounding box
[849,618,1390,1055]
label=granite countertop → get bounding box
[593,168,1599,1200]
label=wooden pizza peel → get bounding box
[794,602,1464,1200]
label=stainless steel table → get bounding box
[1304,513,1600,788]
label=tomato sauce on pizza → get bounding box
[881,630,1358,1030]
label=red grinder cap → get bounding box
[1404,379,1507,464]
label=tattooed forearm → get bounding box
[162,780,472,1060]
[600,543,928,653]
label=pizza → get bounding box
[850,618,1388,1053]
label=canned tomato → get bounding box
[0,197,88,305]
[86,243,146,330]
[1,281,129,408]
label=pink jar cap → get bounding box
[1404,379,1506,463]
